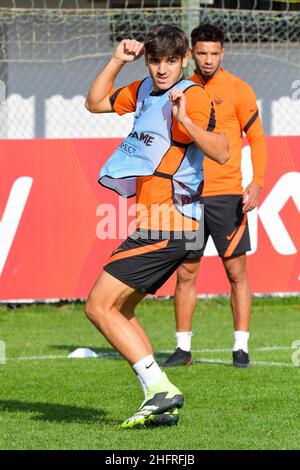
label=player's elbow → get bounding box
[216,134,229,164]
[85,97,112,114]
[218,148,229,165]
[85,99,99,113]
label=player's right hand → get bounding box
[169,89,188,124]
[113,39,144,63]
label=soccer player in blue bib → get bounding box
[85,25,228,428]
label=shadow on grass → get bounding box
[0,400,118,425]
[194,359,232,367]
[155,353,232,368]
[154,352,172,362]
[48,348,232,368]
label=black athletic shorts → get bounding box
[186,194,251,260]
[104,230,204,294]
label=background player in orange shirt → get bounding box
[161,24,267,369]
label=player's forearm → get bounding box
[248,133,268,187]
[85,57,125,112]
[180,117,229,164]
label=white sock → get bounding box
[233,331,250,353]
[136,374,147,398]
[176,332,192,352]
[132,355,163,388]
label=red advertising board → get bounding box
[0,137,299,301]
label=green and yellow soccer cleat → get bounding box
[121,373,183,429]
[121,407,180,429]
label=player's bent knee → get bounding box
[84,299,95,321]
[85,298,105,323]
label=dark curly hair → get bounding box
[144,25,189,58]
[191,24,225,47]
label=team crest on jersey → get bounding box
[214,96,223,105]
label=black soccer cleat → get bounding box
[160,348,193,367]
[232,349,250,368]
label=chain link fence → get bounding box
[0,6,299,138]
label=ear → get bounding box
[221,47,225,61]
[182,49,191,68]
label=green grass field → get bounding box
[0,297,300,450]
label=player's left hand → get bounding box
[169,89,188,124]
[243,182,261,212]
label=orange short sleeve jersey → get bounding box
[190,69,267,196]
[109,79,217,231]
[109,80,143,115]
[136,84,216,232]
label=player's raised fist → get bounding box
[113,39,144,63]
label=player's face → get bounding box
[192,41,224,80]
[146,53,189,91]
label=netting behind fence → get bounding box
[0,7,299,138]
